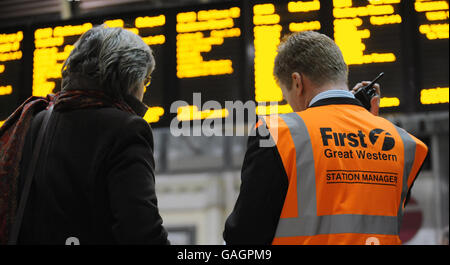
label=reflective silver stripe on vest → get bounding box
[281,112,317,217]
[275,214,398,237]
[273,112,410,238]
[394,126,417,232]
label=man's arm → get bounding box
[224,122,288,245]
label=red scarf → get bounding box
[0,90,135,244]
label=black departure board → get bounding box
[251,0,321,115]
[174,5,243,122]
[415,0,449,108]
[333,0,405,111]
[0,0,448,127]
[0,28,25,123]
[31,13,167,125]
[250,0,407,115]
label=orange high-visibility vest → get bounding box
[261,103,428,245]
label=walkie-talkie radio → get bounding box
[354,72,384,111]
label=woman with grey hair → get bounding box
[0,25,169,244]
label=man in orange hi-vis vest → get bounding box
[224,31,428,245]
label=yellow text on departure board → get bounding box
[253,4,283,103]
[32,16,166,100]
[105,16,167,46]
[0,31,23,62]
[0,31,23,96]
[143,106,165,123]
[176,7,240,78]
[176,105,229,121]
[420,87,449,104]
[0,85,13,96]
[33,23,92,97]
[415,0,449,40]
[253,2,319,115]
[333,0,400,65]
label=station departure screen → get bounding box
[415,0,449,107]
[0,29,24,123]
[333,0,404,111]
[32,14,167,125]
[252,0,321,115]
[175,6,242,121]
[1,0,449,128]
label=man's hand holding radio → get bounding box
[352,81,381,116]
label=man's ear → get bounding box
[291,72,302,96]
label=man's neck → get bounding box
[305,82,349,107]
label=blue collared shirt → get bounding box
[309,89,355,107]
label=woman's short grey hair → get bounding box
[62,25,155,99]
[274,31,348,89]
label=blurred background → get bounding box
[0,0,448,244]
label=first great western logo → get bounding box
[320,127,398,162]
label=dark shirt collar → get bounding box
[123,94,148,117]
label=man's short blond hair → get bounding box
[274,31,348,89]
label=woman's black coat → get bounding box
[17,95,169,244]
